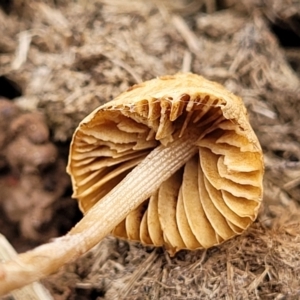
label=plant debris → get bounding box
[0,0,300,299]
[43,204,300,299]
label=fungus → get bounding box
[0,73,264,295]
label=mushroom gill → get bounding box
[0,73,264,295]
[68,73,264,254]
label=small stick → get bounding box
[172,15,202,54]
[0,234,53,299]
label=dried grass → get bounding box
[43,204,300,299]
[1,0,300,298]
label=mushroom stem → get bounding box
[0,131,199,296]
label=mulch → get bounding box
[0,0,300,299]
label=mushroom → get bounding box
[0,73,264,295]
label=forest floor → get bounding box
[0,0,300,299]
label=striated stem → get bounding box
[0,131,198,296]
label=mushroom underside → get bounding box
[70,94,263,253]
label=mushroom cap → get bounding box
[67,73,264,253]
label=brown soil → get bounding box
[0,0,300,299]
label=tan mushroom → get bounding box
[0,73,263,295]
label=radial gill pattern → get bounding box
[68,73,264,254]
